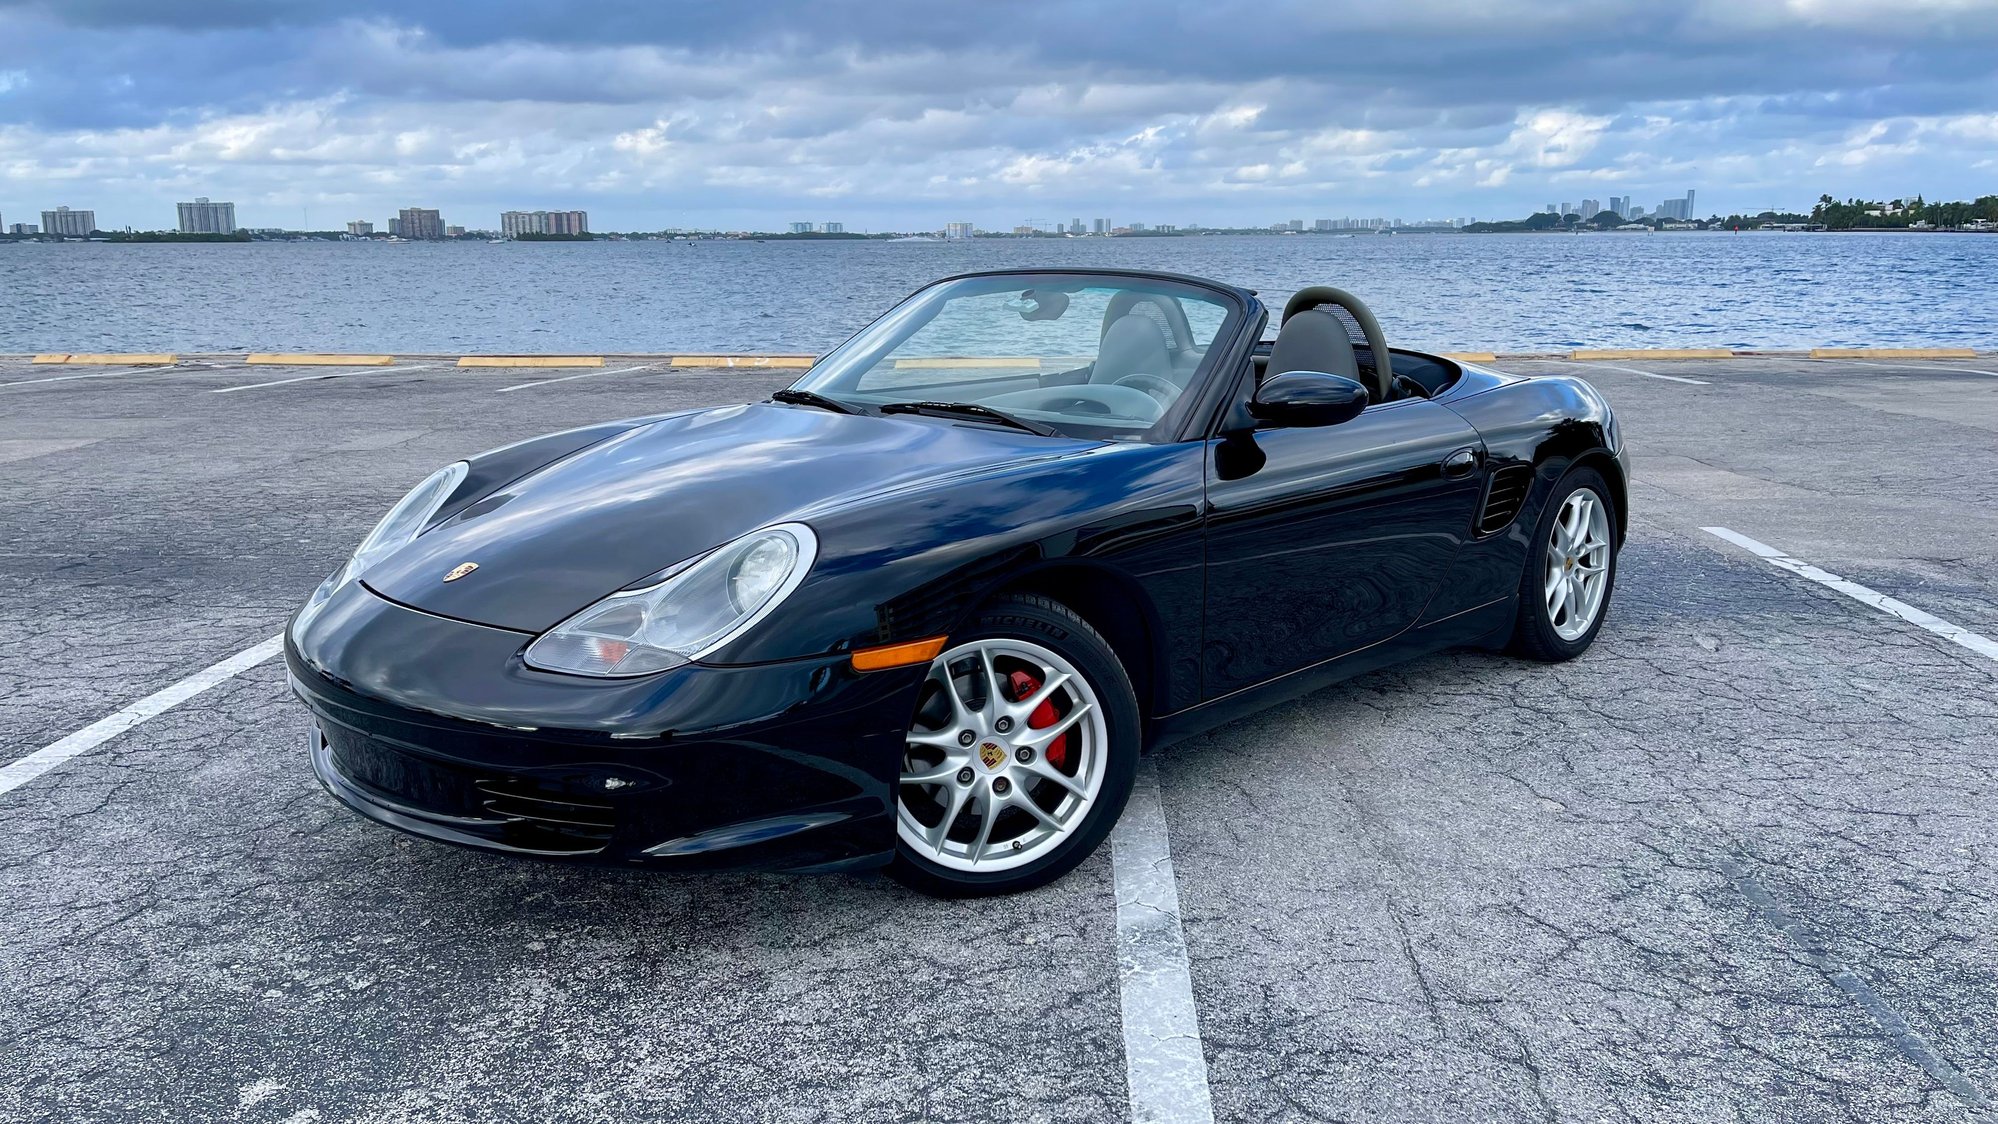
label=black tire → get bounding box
[886,594,1141,898]
[1506,466,1617,661]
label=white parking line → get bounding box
[212,365,439,394]
[1110,757,1215,1124]
[0,636,285,799]
[0,366,166,388]
[1853,360,1998,379]
[1704,528,1998,664]
[1567,361,1709,385]
[496,364,658,392]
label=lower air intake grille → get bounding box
[1478,465,1533,535]
[472,778,616,848]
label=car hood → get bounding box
[361,403,1096,633]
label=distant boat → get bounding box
[488,238,506,244]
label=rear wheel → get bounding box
[1507,466,1617,661]
[887,595,1139,897]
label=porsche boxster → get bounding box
[287,269,1627,896]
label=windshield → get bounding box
[789,274,1237,440]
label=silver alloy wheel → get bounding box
[897,637,1109,873]
[1545,488,1612,641]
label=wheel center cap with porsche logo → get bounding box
[978,741,1008,770]
[442,561,479,582]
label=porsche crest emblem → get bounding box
[979,741,1008,769]
[442,561,480,583]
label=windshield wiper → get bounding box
[770,388,859,415]
[878,401,1060,437]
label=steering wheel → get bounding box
[1111,373,1180,408]
[983,383,1165,422]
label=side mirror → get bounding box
[1247,371,1369,428]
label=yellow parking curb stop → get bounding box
[458,356,605,368]
[32,353,178,365]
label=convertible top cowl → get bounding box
[360,403,1097,633]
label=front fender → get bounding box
[708,441,1209,677]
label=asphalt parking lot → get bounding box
[1,353,1995,1124]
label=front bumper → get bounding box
[287,582,926,872]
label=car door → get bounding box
[1200,392,1486,698]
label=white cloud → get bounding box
[1,4,1995,227]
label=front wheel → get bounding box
[1507,466,1617,661]
[887,595,1139,897]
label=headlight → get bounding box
[523,523,817,677]
[295,461,468,635]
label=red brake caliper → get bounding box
[1006,669,1071,771]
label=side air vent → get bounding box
[1478,465,1533,535]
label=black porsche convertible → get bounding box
[287,268,1627,896]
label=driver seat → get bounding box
[1089,313,1172,387]
[1264,308,1363,391]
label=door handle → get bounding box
[1442,448,1480,478]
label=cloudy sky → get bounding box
[2,0,1995,232]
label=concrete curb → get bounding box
[1808,347,1979,359]
[458,356,604,368]
[1571,348,1734,360]
[670,356,815,368]
[245,353,395,366]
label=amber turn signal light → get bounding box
[850,635,947,672]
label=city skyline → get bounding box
[1,186,1800,238]
[14,184,1993,239]
[1,3,1993,230]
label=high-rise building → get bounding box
[1652,192,1697,221]
[503,209,588,237]
[42,206,96,236]
[1069,218,1084,235]
[1092,218,1109,235]
[945,222,975,240]
[9,222,37,235]
[176,197,236,234]
[1544,204,1556,215]
[788,222,812,234]
[1128,222,1148,232]
[347,220,373,236]
[445,225,466,238]
[1580,199,1602,220]
[1606,196,1626,218]
[397,207,444,240]
[1285,219,1304,231]
[822,222,844,234]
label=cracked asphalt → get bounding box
[1,355,1994,1123]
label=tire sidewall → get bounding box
[1518,467,1617,658]
[887,596,1141,897]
